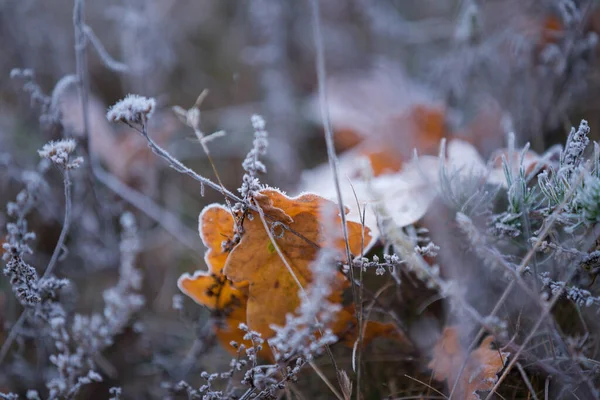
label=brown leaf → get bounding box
[428,326,509,400]
[223,188,369,339]
[181,191,399,359]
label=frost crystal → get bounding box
[106,94,156,124]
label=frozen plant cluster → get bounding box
[71,212,144,355]
[1,149,143,398]
[106,94,156,124]
[540,273,600,309]
[37,139,83,170]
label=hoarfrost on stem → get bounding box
[238,114,269,200]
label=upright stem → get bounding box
[310,1,357,397]
[73,0,110,234]
[73,0,90,151]
[43,169,72,279]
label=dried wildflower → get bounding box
[37,139,82,169]
[3,187,40,306]
[106,94,156,124]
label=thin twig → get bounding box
[308,0,358,322]
[483,290,563,400]
[516,362,540,400]
[349,185,366,396]
[94,166,200,252]
[73,0,112,232]
[73,0,90,149]
[133,123,244,204]
[129,122,321,251]
[0,312,27,364]
[82,24,129,73]
[43,169,72,278]
[403,374,447,399]
[309,360,344,400]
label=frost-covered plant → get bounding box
[491,142,542,238]
[437,139,496,217]
[577,173,600,226]
[3,187,41,307]
[106,94,156,125]
[71,212,144,354]
[538,120,591,214]
[9,69,77,129]
[457,212,518,276]
[238,114,269,201]
[38,139,84,170]
[268,244,341,362]
[1,139,143,398]
[541,273,600,309]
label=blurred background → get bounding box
[1,0,600,398]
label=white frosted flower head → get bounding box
[106,94,156,124]
[38,139,82,169]
[251,114,265,131]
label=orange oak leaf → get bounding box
[178,205,253,355]
[335,104,446,178]
[179,272,252,352]
[223,188,370,339]
[428,326,509,400]
[316,64,449,178]
[181,194,396,359]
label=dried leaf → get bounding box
[223,188,369,338]
[315,62,441,152]
[197,205,242,276]
[180,194,398,359]
[428,326,509,400]
[331,104,446,177]
[300,154,439,242]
